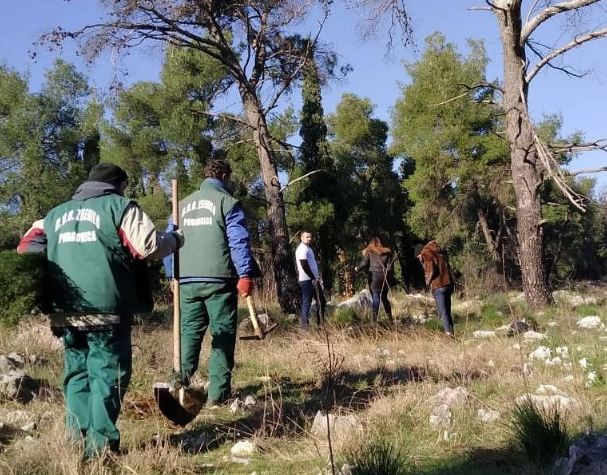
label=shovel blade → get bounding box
[153,383,206,427]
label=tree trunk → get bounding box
[241,89,300,312]
[496,3,552,307]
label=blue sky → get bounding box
[1,0,606,188]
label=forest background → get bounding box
[1,0,607,318]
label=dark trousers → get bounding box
[371,287,392,322]
[433,284,454,333]
[299,280,326,329]
[369,273,392,322]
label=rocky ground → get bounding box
[3,286,607,474]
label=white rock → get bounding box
[473,330,496,339]
[7,353,25,366]
[230,398,243,413]
[429,404,452,428]
[244,396,256,407]
[434,387,469,407]
[523,331,547,341]
[556,346,570,358]
[311,411,363,442]
[337,290,372,309]
[536,385,562,395]
[516,393,581,412]
[0,409,36,426]
[577,316,603,329]
[579,358,589,369]
[546,357,563,367]
[339,464,353,475]
[553,291,599,307]
[516,384,581,411]
[230,440,257,457]
[231,457,252,465]
[477,409,500,423]
[586,371,597,387]
[529,346,552,360]
[20,422,36,431]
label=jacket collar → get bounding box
[200,178,227,191]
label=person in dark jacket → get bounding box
[417,240,455,337]
[355,237,394,323]
[165,159,259,407]
[17,163,183,459]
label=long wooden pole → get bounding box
[172,180,181,373]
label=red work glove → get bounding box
[237,277,254,297]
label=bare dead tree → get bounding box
[481,0,607,307]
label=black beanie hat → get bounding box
[87,163,128,186]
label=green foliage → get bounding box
[345,439,413,475]
[330,307,361,327]
[324,93,411,286]
[511,400,569,466]
[0,251,47,325]
[391,33,511,286]
[479,293,510,325]
[479,305,506,326]
[424,318,445,332]
[102,46,229,199]
[0,60,101,237]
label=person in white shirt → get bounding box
[295,230,326,329]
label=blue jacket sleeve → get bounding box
[226,204,259,277]
[162,217,174,279]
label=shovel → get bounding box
[239,295,278,340]
[154,179,205,426]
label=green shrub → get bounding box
[511,399,569,466]
[0,251,47,325]
[345,439,413,475]
[576,303,601,317]
[424,317,444,332]
[330,307,362,327]
[479,304,506,326]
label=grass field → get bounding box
[2,287,607,474]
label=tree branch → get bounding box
[188,109,253,129]
[279,169,322,192]
[521,0,602,44]
[551,139,607,154]
[526,27,607,82]
[568,166,607,176]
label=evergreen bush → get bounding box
[0,250,47,325]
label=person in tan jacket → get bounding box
[417,240,455,336]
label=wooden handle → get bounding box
[246,295,263,339]
[172,179,181,372]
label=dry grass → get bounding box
[1,288,607,473]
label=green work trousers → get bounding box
[179,281,238,403]
[63,326,132,458]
